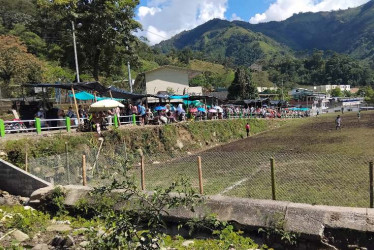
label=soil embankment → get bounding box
[0,118,284,169]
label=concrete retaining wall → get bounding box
[30,185,374,247]
[0,159,51,197]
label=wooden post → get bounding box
[82,154,87,186]
[109,90,113,99]
[25,145,28,172]
[141,155,145,191]
[65,142,70,184]
[94,91,97,102]
[197,156,203,194]
[71,86,80,124]
[370,161,373,208]
[270,158,276,200]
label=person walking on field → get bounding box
[335,115,341,130]
[245,122,250,137]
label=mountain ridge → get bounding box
[155,0,374,63]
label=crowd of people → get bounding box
[29,102,311,135]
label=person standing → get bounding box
[357,111,361,122]
[245,123,250,137]
[335,115,341,130]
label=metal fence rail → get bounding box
[0,115,140,137]
[27,145,374,208]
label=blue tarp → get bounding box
[169,95,189,99]
[288,107,310,111]
[69,91,124,101]
[69,91,95,100]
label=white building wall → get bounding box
[145,68,202,103]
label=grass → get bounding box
[130,111,374,208]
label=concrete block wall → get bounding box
[0,158,51,197]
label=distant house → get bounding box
[257,86,278,93]
[143,66,202,103]
[310,85,351,93]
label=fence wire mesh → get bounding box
[28,146,373,208]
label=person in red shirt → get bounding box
[245,123,250,137]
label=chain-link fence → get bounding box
[28,146,374,208]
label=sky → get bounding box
[136,0,371,45]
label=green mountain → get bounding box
[156,1,374,63]
[238,0,374,61]
[155,19,291,67]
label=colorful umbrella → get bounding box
[209,109,218,113]
[189,108,198,113]
[197,107,206,112]
[155,106,166,111]
[89,100,124,112]
[214,106,223,113]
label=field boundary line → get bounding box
[219,164,266,195]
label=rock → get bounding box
[56,167,65,175]
[46,224,72,232]
[182,240,194,247]
[31,244,49,250]
[62,235,75,247]
[0,197,5,205]
[0,150,7,156]
[20,197,30,204]
[152,161,160,165]
[50,236,64,247]
[29,186,55,202]
[213,132,216,137]
[11,230,30,242]
[23,205,34,210]
[52,220,71,225]
[175,140,184,149]
[80,241,90,247]
[33,167,41,174]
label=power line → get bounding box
[142,28,169,39]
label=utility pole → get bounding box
[128,61,132,93]
[126,46,133,93]
[281,79,284,102]
[71,21,80,83]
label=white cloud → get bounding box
[249,0,371,24]
[137,0,228,45]
[230,13,243,21]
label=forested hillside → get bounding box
[155,1,374,89]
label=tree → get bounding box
[38,0,141,81]
[228,68,257,100]
[330,87,343,97]
[0,35,43,97]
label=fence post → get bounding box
[35,118,41,134]
[82,154,87,186]
[65,142,70,184]
[132,114,136,125]
[197,156,204,194]
[65,117,71,132]
[25,145,28,172]
[141,155,145,191]
[270,158,276,200]
[114,114,119,128]
[370,161,373,208]
[0,119,5,137]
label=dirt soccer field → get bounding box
[138,111,374,208]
